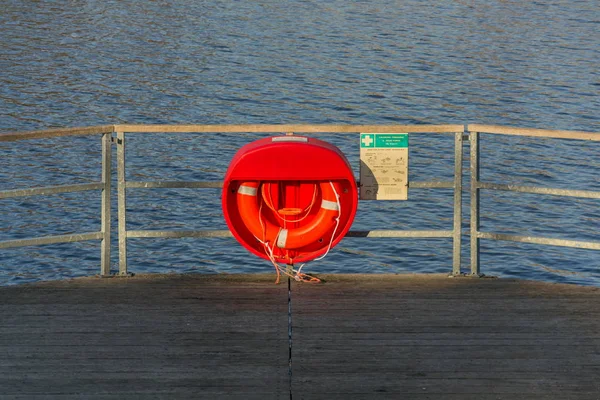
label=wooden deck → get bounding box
[1,274,599,399]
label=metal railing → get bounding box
[115,124,465,276]
[0,126,114,276]
[467,124,600,276]
[1,123,598,279]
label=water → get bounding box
[1,0,599,286]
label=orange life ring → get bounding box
[236,181,339,250]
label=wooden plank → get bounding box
[468,124,600,141]
[0,125,114,141]
[114,124,464,134]
[0,274,289,399]
[291,275,600,399]
[2,124,597,142]
[1,274,600,399]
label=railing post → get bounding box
[117,131,128,275]
[452,131,463,275]
[100,132,112,276]
[470,131,481,276]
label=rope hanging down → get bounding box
[257,181,342,284]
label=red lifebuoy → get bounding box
[236,181,339,250]
[222,135,357,264]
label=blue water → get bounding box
[1,1,599,286]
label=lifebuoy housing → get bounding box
[222,136,358,264]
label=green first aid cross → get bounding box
[360,133,408,148]
[360,134,375,147]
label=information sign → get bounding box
[359,133,408,200]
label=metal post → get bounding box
[117,131,128,275]
[470,131,481,276]
[451,131,463,275]
[100,132,112,276]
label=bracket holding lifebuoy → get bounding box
[222,135,358,265]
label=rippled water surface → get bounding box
[1,1,599,285]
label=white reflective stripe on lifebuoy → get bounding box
[276,229,288,248]
[238,185,257,196]
[321,199,339,211]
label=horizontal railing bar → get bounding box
[126,181,223,189]
[468,124,600,141]
[0,183,105,199]
[477,182,600,199]
[124,180,453,190]
[126,229,453,239]
[3,124,598,140]
[345,230,454,238]
[127,230,233,238]
[0,125,115,142]
[0,232,104,249]
[115,124,464,134]
[477,231,600,250]
[408,181,454,189]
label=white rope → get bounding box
[294,181,341,280]
[258,202,294,281]
[254,181,342,283]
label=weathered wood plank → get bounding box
[291,275,600,399]
[0,125,114,141]
[0,274,289,399]
[468,124,600,141]
[1,274,600,399]
[114,124,464,134]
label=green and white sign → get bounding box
[360,133,409,148]
[360,133,409,200]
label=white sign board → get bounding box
[359,133,408,200]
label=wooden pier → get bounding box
[1,274,599,399]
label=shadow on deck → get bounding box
[1,273,599,399]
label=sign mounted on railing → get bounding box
[359,133,409,200]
